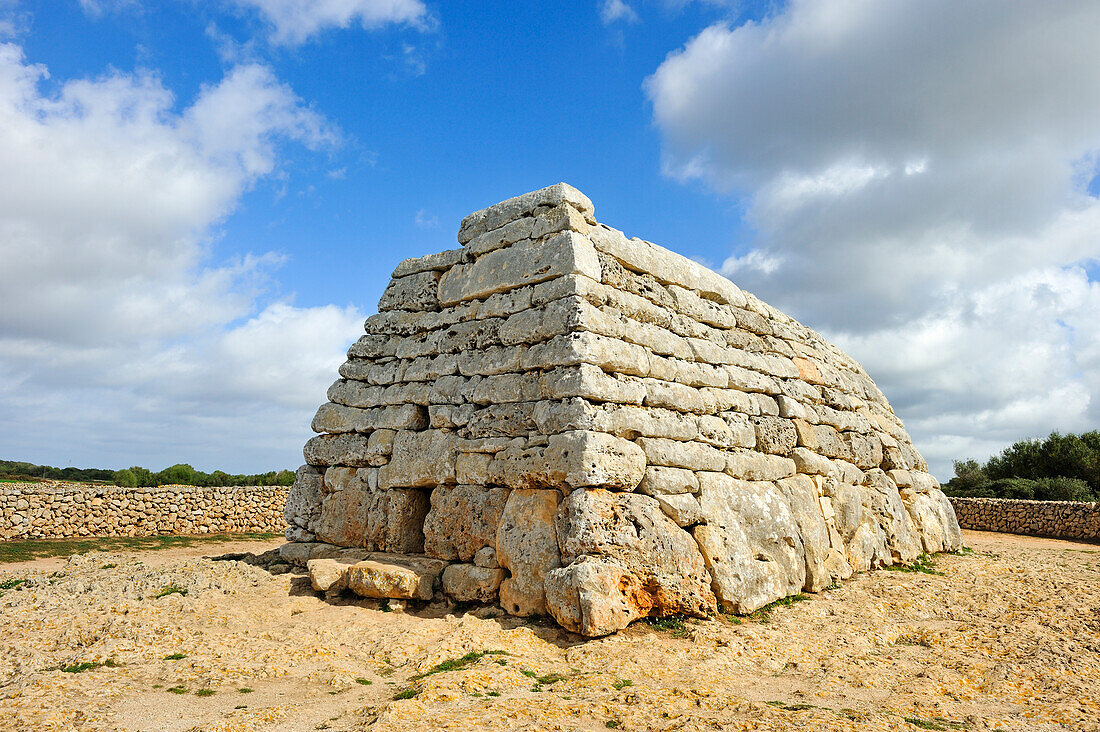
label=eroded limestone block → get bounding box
[379,430,459,489]
[552,490,715,632]
[285,465,322,531]
[693,473,805,614]
[496,488,561,616]
[345,555,446,601]
[423,484,509,561]
[442,563,506,602]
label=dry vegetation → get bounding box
[0,531,1098,731]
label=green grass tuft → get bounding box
[0,578,27,590]
[163,652,186,660]
[354,677,372,685]
[195,688,215,697]
[392,687,420,700]
[154,583,188,599]
[412,650,508,680]
[612,678,633,690]
[0,533,280,564]
[644,615,691,637]
[61,661,101,673]
[167,685,188,694]
[884,553,944,576]
[237,687,253,694]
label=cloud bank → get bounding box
[0,43,363,471]
[647,0,1100,477]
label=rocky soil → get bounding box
[0,530,1097,732]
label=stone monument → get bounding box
[280,183,962,636]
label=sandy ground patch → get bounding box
[0,530,1097,731]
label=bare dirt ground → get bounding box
[1,530,1097,732]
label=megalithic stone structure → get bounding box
[281,183,962,637]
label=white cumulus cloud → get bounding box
[0,42,364,472]
[647,0,1100,477]
[234,0,429,45]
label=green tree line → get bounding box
[0,459,295,488]
[944,430,1100,502]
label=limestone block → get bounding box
[651,492,706,527]
[473,546,499,568]
[455,452,493,484]
[439,232,601,305]
[636,437,726,472]
[458,183,595,244]
[693,473,806,613]
[311,403,427,434]
[307,558,352,592]
[345,555,446,601]
[422,484,509,561]
[549,490,715,635]
[792,418,819,450]
[465,202,589,258]
[751,416,798,455]
[588,224,746,308]
[859,470,922,564]
[789,447,834,476]
[637,466,699,496]
[546,430,646,491]
[540,364,647,405]
[315,482,428,553]
[391,248,467,277]
[442,563,505,602]
[304,434,373,467]
[776,475,832,591]
[496,489,562,616]
[544,557,644,637]
[724,451,796,481]
[379,430,459,489]
[813,424,851,461]
[844,432,884,470]
[285,465,322,530]
[377,270,441,312]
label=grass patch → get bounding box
[766,701,814,711]
[612,679,633,690]
[378,599,392,612]
[61,661,102,673]
[392,687,420,700]
[167,685,188,694]
[154,583,188,599]
[951,546,974,556]
[195,688,215,697]
[644,615,691,638]
[903,717,967,730]
[163,652,186,660]
[884,553,944,576]
[0,532,281,564]
[606,721,621,729]
[412,650,508,680]
[536,673,567,685]
[487,690,501,697]
[749,593,811,623]
[237,687,253,694]
[0,578,27,590]
[354,677,372,686]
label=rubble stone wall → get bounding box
[949,497,1100,541]
[283,183,963,636]
[0,481,288,540]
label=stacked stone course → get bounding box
[950,497,1099,541]
[0,481,287,540]
[283,183,962,636]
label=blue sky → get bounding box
[3,0,1100,479]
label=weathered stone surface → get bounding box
[378,430,458,489]
[285,465,322,531]
[442,563,506,602]
[496,489,562,616]
[279,182,963,637]
[440,232,601,305]
[377,270,441,312]
[422,484,508,561]
[693,473,806,614]
[548,490,715,635]
[307,557,351,592]
[345,555,446,600]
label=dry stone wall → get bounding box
[949,497,1100,541]
[0,481,288,540]
[282,183,962,637]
